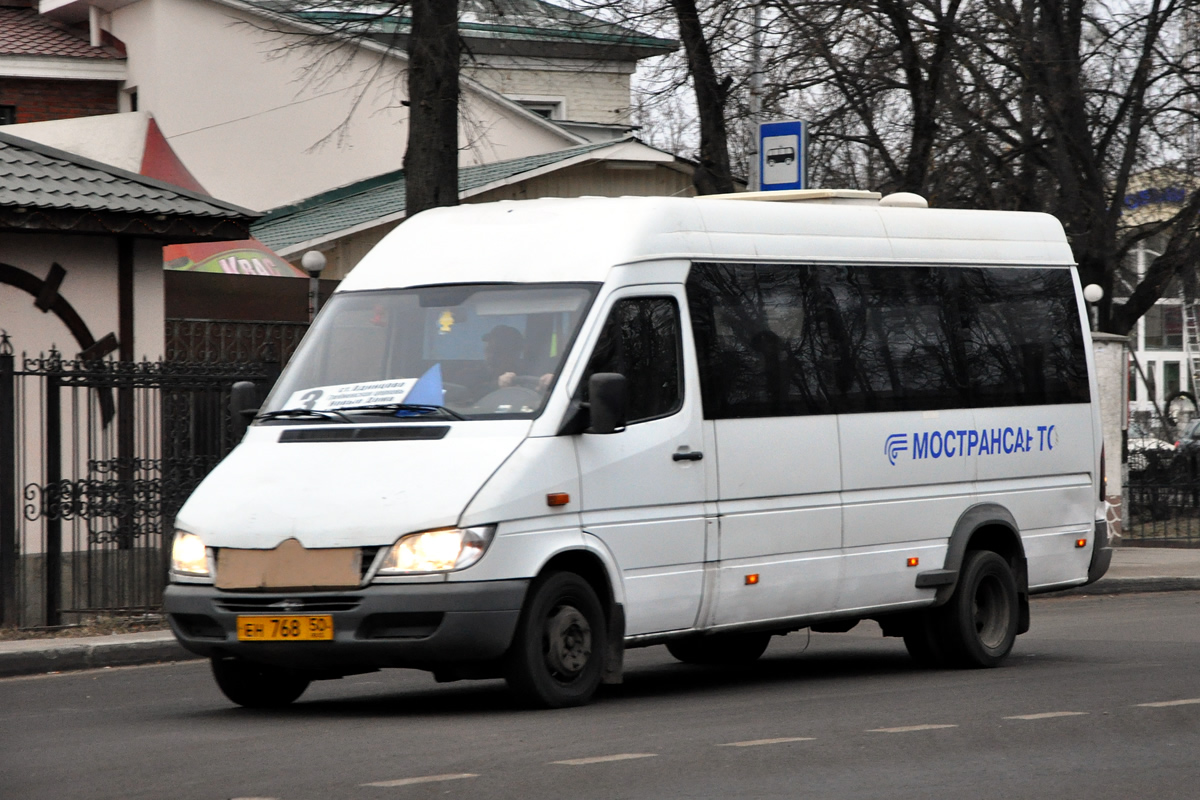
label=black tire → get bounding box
[211,657,310,708]
[938,550,1019,668]
[901,612,947,668]
[504,572,607,708]
[665,632,771,665]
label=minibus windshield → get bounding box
[262,284,598,421]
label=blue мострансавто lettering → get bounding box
[906,425,1056,461]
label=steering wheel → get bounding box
[472,386,543,414]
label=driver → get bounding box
[461,324,554,403]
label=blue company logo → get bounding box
[885,425,1056,466]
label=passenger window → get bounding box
[687,262,1089,419]
[581,297,682,424]
[685,263,841,418]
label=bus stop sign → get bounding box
[758,120,807,191]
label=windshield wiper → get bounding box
[335,403,466,421]
[255,408,353,423]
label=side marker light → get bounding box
[907,557,919,567]
[546,492,570,507]
[745,573,759,585]
[1076,539,1088,548]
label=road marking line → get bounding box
[868,724,957,733]
[1137,698,1200,708]
[718,737,816,747]
[551,753,657,766]
[1003,711,1089,720]
[361,773,478,788]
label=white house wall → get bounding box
[474,161,693,202]
[107,0,578,211]
[464,60,634,125]
[0,233,165,361]
[286,161,695,281]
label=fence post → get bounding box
[0,334,16,627]
[1092,332,1130,544]
[118,364,135,549]
[44,359,62,627]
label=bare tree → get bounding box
[670,0,738,193]
[406,0,460,216]
[766,0,963,195]
[753,0,1200,334]
[243,0,461,217]
[953,0,1200,333]
[573,0,783,189]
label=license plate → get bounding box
[236,615,334,642]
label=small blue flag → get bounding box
[404,363,444,407]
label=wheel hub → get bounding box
[972,574,1010,649]
[545,604,592,678]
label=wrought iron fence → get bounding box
[165,318,308,365]
[0,336,274,628]
[1124,449,1200,547]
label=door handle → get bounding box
[672,450,703,462]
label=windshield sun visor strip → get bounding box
[278,426,451,443]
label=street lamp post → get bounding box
[1084,283,1104,331]
[302,250,326,323]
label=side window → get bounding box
[962,268,1090,405]
[686,262,840,419]
[831,266,973,413]
[688,262,1090,419]
[582,297,682,424]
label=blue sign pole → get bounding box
[757,120,807,191]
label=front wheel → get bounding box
[211,657,310,708]
[504,572,607,708]
[938,550,1019,668]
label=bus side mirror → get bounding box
[587,373,627,435]
[230,380,259,441]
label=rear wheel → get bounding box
[211,657,310,708]
[666,632,772,665]
[939,550,1019,668]
[504,572,607,708]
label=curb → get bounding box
[0,634,198,679]
[1041,576,1200,597]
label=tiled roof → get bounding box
[0,8,122,59]
[0,130,256,221]
[252,139,621,251]
[457,0,676,50]
[254,0,676,54]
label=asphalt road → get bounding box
[2,592,1198,800]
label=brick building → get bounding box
[0,0,125,125]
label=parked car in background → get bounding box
[1172,418,1200,476]
[1128,420,1176,474]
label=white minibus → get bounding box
[164,192,1112,708]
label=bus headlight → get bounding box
[170,531,210,576]
[377,525,496,574]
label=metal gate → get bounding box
[0,334,275,628]
[1124,448,1200,547]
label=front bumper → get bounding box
[163,580,529,673]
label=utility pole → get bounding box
[748,0,764,191]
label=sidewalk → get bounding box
[2,547,1199,679]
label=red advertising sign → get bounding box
[163,239,307,277]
